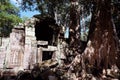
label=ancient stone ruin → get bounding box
[0,16,119,80]
[0,16,65,74]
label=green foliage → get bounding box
[20,0,120,40]
[0,0,22,37]
[20,0,70,25]
[22,16,30,22]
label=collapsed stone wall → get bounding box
[0,17,66,73]
[0,17,38,70]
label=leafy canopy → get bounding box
[0,0,22,37]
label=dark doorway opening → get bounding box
[35,17,57,45]
[42,51,53,61]
[35,22,54,45]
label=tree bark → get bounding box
[83,0,119,70]
[69,0,81,55]
[68,0,119,77]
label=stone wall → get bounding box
[0,38,10,68]
[8,27,25,68]
[0,17,64,70]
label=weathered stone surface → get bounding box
[37,47,42,63]
[42,46,57,51]
[24,17,39,27]
[37,41,48,46]
[39,59,58,68]
[23,21,37,69]
[26,27,35,37]
[53,40,66,66]
[0,38,10,68]
[8,28,25,68]
[0,17,60,72]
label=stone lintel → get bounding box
[42,46,57,51]
[37,41,48,46]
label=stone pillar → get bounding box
[23,20,37,69]
[53,39,67,66]
[37,47,42,64]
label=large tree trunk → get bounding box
[69,0,81,55]
[83,0,119,71]
[64,0,81,65]
[67,0,119,77]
